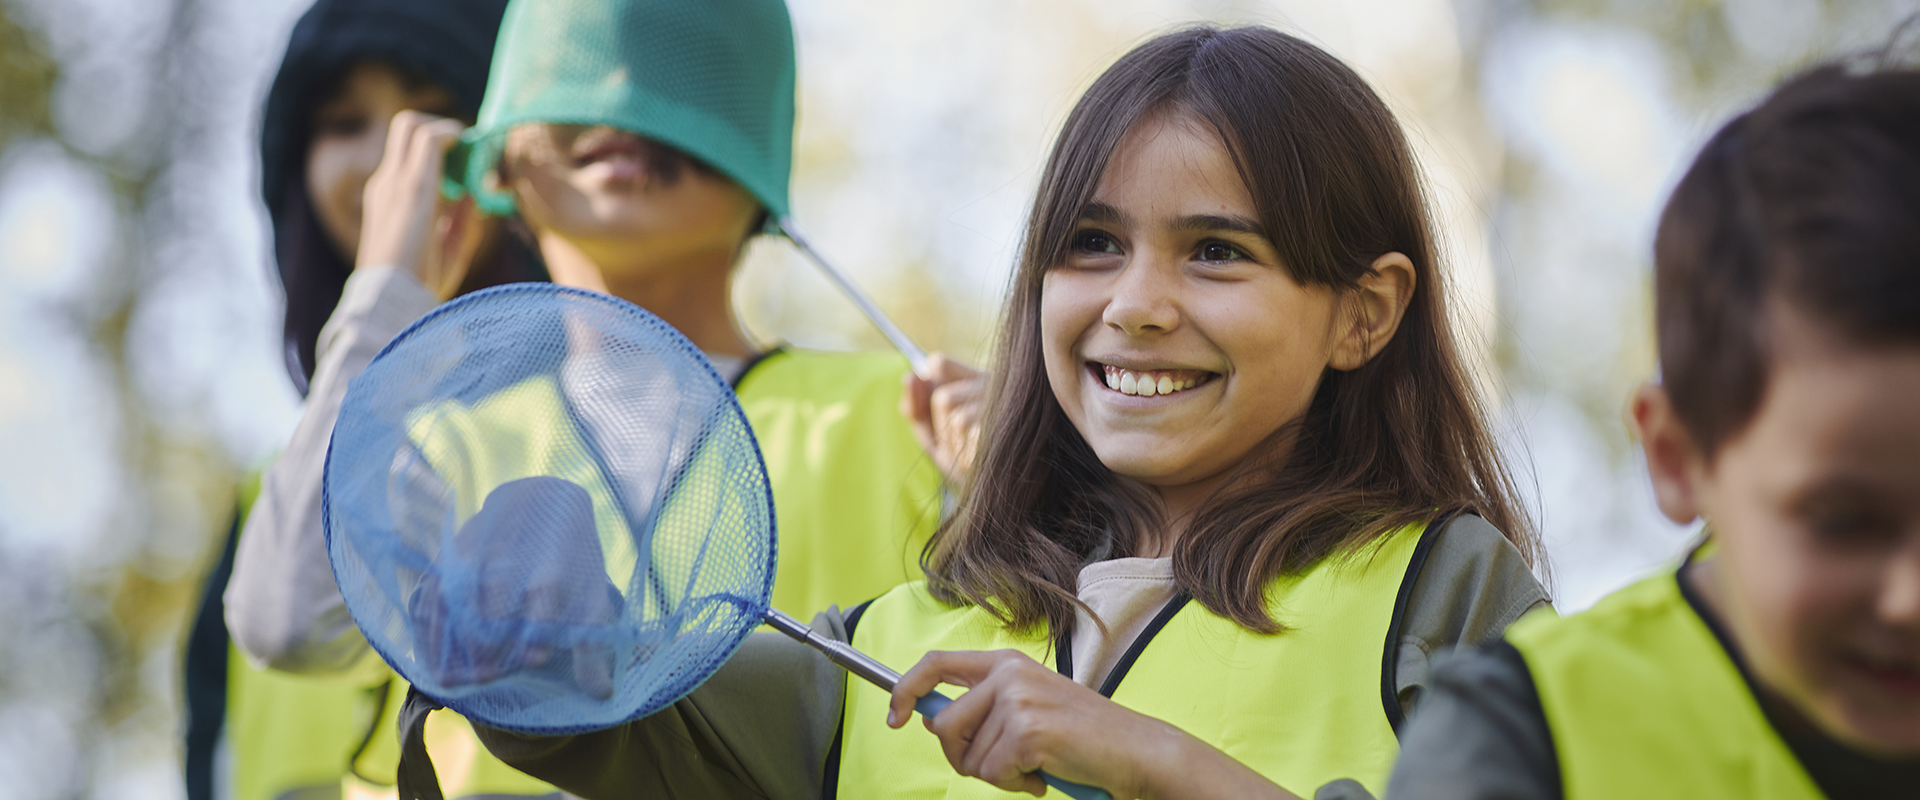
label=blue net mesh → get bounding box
[323,284,776,735]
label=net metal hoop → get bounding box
[322,282,777,735]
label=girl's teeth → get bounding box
[1100,366,1207,397]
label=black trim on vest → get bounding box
[843,598,876,639]
[821,598,876,800]
[1673,541,1745,684]
[1380,510,1460,735]
[183,508,241,800]
[730,346,785,389]
[1054,627,1073,679]
[1095,593,1193,699]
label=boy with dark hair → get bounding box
[1383,55,1920,799]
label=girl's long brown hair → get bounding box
[926,26,1538,635]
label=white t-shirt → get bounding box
[1069,557,1179,689]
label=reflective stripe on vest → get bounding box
[341,347,942,797]
[1506,568,1824,800]
[837,522,1430,799]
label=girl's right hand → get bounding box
[356,110,483,300]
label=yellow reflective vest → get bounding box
[231,348,941,799]
[836,521,1431,799]
[1506,565,1825,800]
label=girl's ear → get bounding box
[1328,251,1415,371]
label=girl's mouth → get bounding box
[1089,362,1217,398]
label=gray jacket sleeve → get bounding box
[225,265,439,674]
[1390,515,1553,717]
[1382,643,1560,800]
[1314,515,1554,800]
[475,607,852,800]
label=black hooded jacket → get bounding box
[259,0,542,396]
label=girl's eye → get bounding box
[1072,230,1121,255]
[315,113,370,139]
[1196,240,1246,263]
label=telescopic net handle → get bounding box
[777,218,930,377]
[761,609,1112,800]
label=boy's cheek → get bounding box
[1727,524,1920,755]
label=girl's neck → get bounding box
[1133,473,1234,559]
[536,231,754,358]
[1131,431,1297,559]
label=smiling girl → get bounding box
[474,25,1548,800]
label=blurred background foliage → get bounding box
[0,0,1910,796]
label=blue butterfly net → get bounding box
[323,284,776,735]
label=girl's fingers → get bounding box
[886,649,1006,728]
[969,720,1048,799]
[941,658,1062,797]
[907,353,984,484]
[406,117,465,174]
[925,680,995,778]
[358,109,472,295]
[380,110,424,175]
[900,372,939,453]
[431,196,485,298]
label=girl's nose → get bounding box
[1102,256,1180,336]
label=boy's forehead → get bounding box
[1716,305,1920,496]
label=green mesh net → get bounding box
[450,0,796,219]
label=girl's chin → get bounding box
[1090,450,1226,492]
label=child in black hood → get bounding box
[258,0,544,396]
[182,1,547,799]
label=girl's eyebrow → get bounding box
[1077,203,1267,239]
[1171,213,1267,238]
[1077,202,1128,225]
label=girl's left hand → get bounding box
[887,650,1306,800]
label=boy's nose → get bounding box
[1875,541,1920,627]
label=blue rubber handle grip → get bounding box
[914,690,1112,800]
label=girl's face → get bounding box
[306,61,458,256]
[1041,111,1345,514]
[499,124,760,280]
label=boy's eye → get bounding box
[1072,230,1121,255]
[1798,499,1894,545]
[1196,240,1246,263]
[1810,511,1882,541]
